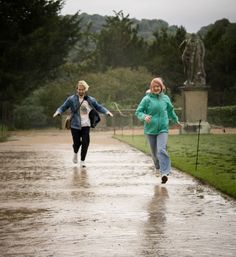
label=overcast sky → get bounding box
[61,0,236,32]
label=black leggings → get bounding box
[71,127,90,161]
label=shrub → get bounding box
[0,124,8,141]
[208,105,236,127]
[13,104,47,129]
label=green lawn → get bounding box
[114,134,236,199]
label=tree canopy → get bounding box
[0,0,81,102]
[1,5,235,128]
[204,19,236,105]
[95,11,146,70]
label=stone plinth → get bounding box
[180,86,210,134]
[180,121,211,134]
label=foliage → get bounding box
[35,78,75,118]
[13,96,47,129]
[12,72,77,129]
[208,105,236,127]
[146,26,186,93]
[17,67,153,127]
[0,124,8,142]
[74,14,236,106]
[115,134,236,198]
[13,105,47,129]
[1,5,235,127]
[0,0,82,103]
[95,11,147,70]
[66,22,97,71]
[167,106,236,127]
[204,19,236,106]
[13,65,236,129]
[86,67,153,108]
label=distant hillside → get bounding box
[78,12,213,40]
[79,13,182,41]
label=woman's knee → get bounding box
[157,147,168,156]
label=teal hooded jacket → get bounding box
[135,93,179,135]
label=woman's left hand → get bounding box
[176,122,182,128]
[107,111,113,117]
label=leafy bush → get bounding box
[19,67,153,123]
[0,124,8,141]
[171,106,236,127]
[83,67,153,108]
[13,104,47,129]
[208,105,236,127]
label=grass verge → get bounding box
[114,134,236,199]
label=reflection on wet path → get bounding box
[0,131,235,257]
[141,185,169,256]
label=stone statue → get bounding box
[180,33,206,86]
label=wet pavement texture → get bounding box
[0,130,235,257]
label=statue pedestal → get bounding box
[180,86,211,134]
[180,121,211,134]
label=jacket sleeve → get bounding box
[88,96,109,114]
[56,96,72,114]
[166,96,179,123]
[135,97,147,122]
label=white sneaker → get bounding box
[155,168,160,176]
[73,153,78,164]
[80,161,86,168]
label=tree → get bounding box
[0,0,82,104]
[95,11,146,70]
[66,21,98,72]
[146,26,186,94]
[204,19,236,105]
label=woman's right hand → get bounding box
[144,115,152,123]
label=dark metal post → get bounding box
[195,119,201,171]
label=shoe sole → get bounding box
[161,175,168,184]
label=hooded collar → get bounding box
[149,92,163,98]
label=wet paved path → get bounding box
[0,130,235,257]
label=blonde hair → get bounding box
[76,80,89,91]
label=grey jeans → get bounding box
[146,133,171,175]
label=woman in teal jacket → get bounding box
[135,77,181,184]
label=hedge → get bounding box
[207,106,236,127]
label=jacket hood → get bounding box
[149,92,164,98]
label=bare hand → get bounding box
[144,115,152,123]
[176,122,182,128]
[53,111,60,118]
[107,111,113,117]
